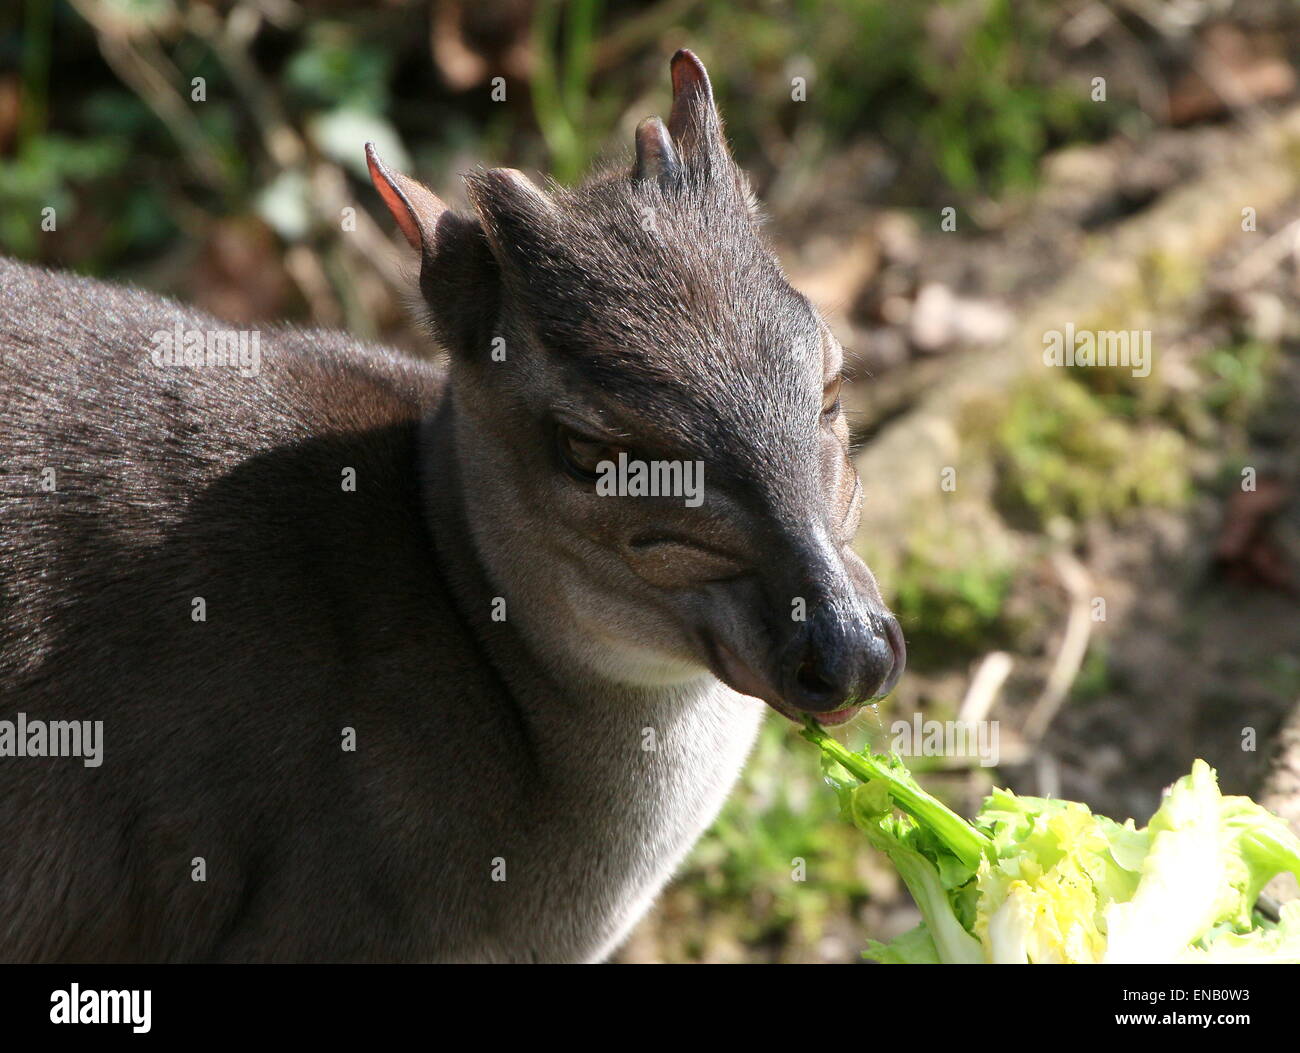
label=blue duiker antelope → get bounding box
[0,50,903,962]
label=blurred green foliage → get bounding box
[530,0,610,184]
[285,26,393,112]
[995,374,1190,526]
[892,550,1015,666]
[678,0,1113,194]
[1200,340,1276,424]
[0,134,126,257]
[0,0,1133,270]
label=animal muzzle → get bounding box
[778,600,905,718]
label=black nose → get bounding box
[781,610,906,713]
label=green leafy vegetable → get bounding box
[804,722,1300,964]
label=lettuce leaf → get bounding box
[806,730,1300,965]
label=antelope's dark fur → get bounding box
[0,51,898,961]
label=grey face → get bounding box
[369,49,904,724]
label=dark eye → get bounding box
[821,374,844,419]
[556,425,626,481]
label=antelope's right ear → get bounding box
[366,142,454,255]
[365,143,497,354]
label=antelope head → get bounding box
[367,49,904,725]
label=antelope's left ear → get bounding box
[462,166,565,284]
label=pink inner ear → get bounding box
[367,148,423,252]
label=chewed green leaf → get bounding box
[805,730,1300,964]
[864,924,941,964]
[1182,902,1300,963]
[801,720,992,869]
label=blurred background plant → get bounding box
[3,0,1300,961]
[0,0,1155,294]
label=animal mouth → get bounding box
[765,697,864,727]
[699,633,869,727]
